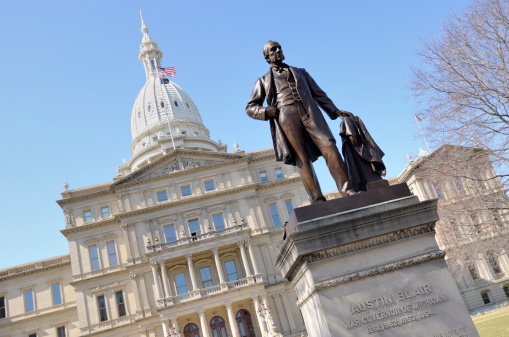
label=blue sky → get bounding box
[0,0,470,269]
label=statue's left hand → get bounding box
[338,110,353,118]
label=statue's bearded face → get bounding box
[265,42,285,64]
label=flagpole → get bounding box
[158,70,176,150]
[414,114,431,153]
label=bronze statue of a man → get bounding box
[246,41,356,203]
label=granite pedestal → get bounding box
[276,185,479,337]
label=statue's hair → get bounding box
[263,40,280,63]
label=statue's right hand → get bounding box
[266,106,279,118]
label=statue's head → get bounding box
[263,40,285,64]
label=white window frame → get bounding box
[274,167,284,179]
[204,179,216,192]
[83,209,93,222]
[259,170,268,183]
[156,190,169,203]
[100,206,110,218]
[50,281,63,306]
[180,184,192,197]
[22,287,35,313]
[106,241,118,267]
[89,244,101,271]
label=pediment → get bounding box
[112,150,245,188]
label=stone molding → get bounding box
[296,250,446,307]
[287,223,436,282]
[0,255,71,281]
[90,281,126,294]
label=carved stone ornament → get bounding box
[295,250,446,307]
[132,158,215,183]
[129,272,143,279]
[64,209,75,228]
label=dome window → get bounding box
[138,111,141,118]
[174,101,179,107]
[186,102,190,108]
[160,101,165,108]
[148,105,152,112]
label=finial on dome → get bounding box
[140,10,148,33]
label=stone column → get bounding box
[247,240,260,275]
[121,223,133,263]
[150,262,163,300]
[252,296,268,335]
[169,317,180,335]
[198,310,211,337]
[161,320,169,336]
[129,272,144,318]
[225,302,240,337]
[186,254,199,290]
[213,248,226,283]
[279,293,297,332]
[160,261,172,299]
[238,241,252,276]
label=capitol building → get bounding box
[2,13,509,337]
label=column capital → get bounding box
[212,247,219,253]
[185,254,193,260]
[237,241,246,247]
[150,262,159,268]
[129,272,143,279]
[120,223,132,230]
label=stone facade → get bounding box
[394,145,509,314]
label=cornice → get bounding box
[57,189,114,206]
[61,218,121,237]
[115,156,251,189]
[0,255,71,281]
[115,183,259,220]
[257,176,302,190]
[296,250,446,307]
[287,223,436,282]
[113,149,248,187]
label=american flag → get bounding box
[158,67,176,77]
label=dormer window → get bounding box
[161,101,165,108]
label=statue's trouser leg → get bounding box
[299,107,352,195]
[279,104,325,203]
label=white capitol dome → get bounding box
[126,12,225,173]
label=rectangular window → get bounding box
[107,241,118,267]
[503,286,509,298]
[284,199,294,216]
[181,185,192,197]
[275,168,284,179]
[188,218,201,237]
[51,283,62,305]
[204,180,216,191]
[200,266,213,288]
[174,273,188,295]
[212,213,225,231]
[101,206,110,218]
[268,202,282,227]
[259,171,268,183]
[225,260,238,281]
[164,224,177,242]
[28,334,36,337]
[97,295,108,322]
[24,289,34,313]
[115,291,126,317]
[157,190,168,202]
[0,296,5,319]
[89,245,100,271]
[83,210,92,222]
[481,292,491,304]
[56,326,66,337]
[432,183,444,200]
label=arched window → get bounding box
[236,309,256,337]
[480,290,491,305]
[184,323,200,337]
[161,101,165,108]
[174,100,179,107]
[210,316,228,337]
